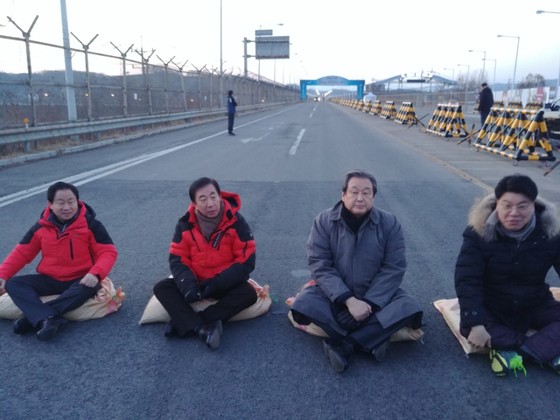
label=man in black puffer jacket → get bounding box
[455,174,560,377]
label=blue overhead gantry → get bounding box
[300,76,365,100]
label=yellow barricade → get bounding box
[473,107,555,163]
[394,102,417,125]
[379,101,397,120]
[369,100,382,115]
[426,104,469,138]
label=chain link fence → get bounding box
[0,33,299,130]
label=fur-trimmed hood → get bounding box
[468,194,560,240]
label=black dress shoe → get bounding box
[164,321,179,338]
[322,339,352,373]
[36,316,68,341]
[13,317,34,335]
[198,320,223,350]
[371,339,390,362]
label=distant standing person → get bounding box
[478,82,494,127]
[227,90,237,136]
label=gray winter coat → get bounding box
[291,201,422,336]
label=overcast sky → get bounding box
[1,0,559,86]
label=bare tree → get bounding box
[517,73,546,89]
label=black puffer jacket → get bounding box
[478,86,494,113]
[455,194,560,329]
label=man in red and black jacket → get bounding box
[153,177,257,350]
[0,181,117,341]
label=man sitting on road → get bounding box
[0,181,118,341]
[153,177,257,350]
[455,174,560,377]
[290,170,423,372]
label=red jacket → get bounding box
[0,201,117,282]
[169,191,255,292]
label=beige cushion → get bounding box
[0,278,125,321]
[138,278,271,325]
[433,287,560,355]
[286,280,424,342]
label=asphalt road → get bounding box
[0,101,559,419]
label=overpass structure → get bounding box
[300,76,365,100]
[368,73,457,91]
[299,74,457,101]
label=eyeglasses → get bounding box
[348,190,373,198]
[498,202,534,213]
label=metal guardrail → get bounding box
[0,103,281,150]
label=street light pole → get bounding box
[60,0,77,121]
[219,0,224,108]
[497,34,520,91]
[468,49,487,82]
[536,10,560,100]
[219,0,223,75]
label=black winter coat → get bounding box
[478,86,494,113]
[455,195,560,329]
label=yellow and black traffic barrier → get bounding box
[500,109,536,150]
[426,104,447,133]
[445,105,470,138]
[475,107,501,143]
[426,104,469,138]
[370,100,382,116]
[507,100,523,110]
[513,110,556,163]
[379,101,397,119]
[487,107,516,147]
[475,105,529,146]
[525,101,543,111]
[394,102,417,125]
[473,109,555,164]
[493,100,505,108]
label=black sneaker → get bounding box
[198,320,223,350]
[489,349,527,377]
[36,316,68,341]
[13,317,34,335]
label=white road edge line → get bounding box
[289,129,306,156]
[0,106,297,208]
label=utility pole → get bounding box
[60,0,77,121]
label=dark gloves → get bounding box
[199,274,234,299]
[200,282,216,299]
[175,277,201,303]
[184,287,201,303]
[332,305,362,331]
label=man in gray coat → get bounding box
[290,170,423,372]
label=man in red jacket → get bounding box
[0,181,117,341]
[153,177,257,350]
